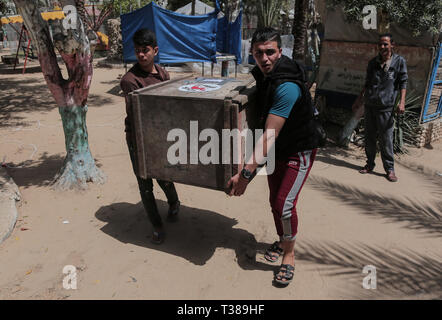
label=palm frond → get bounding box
[393,90,423,154]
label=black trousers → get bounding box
[126,138,179,228]
[364,106,395,173]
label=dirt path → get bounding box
[0,59,441,299]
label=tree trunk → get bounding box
[378,9,390,34]
[338,103,365,147]
[13,0,106,190]
[292,0,308,63]
[53,105,105,190]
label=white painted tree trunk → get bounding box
[53,105,105,190]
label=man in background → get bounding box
[353,33,408,182]
[120,28,180,244]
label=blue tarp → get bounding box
[216,9,242,64]
[121,1,218,64]
[121,1,242,64]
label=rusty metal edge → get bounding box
[131,91,147,179]
[223,97,233,193]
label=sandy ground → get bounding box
[0,54,441,300]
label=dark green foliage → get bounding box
[393,91,422,154]
[256,0,284,28]
[0,0,6,14]
[108,0,152,17]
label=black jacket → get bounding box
[364,53,408,111]
[251,55,320,159]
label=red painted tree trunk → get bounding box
[13,0,105,190]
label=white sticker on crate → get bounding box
[178,83,221,92]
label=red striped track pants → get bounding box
[267,149,317,241]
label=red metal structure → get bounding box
[13,25,34,74]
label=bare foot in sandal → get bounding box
[273,240,296,285]
[274,263,295,285]
[274,251,295,285]
[264,241,284,262]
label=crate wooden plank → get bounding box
[130,76,257,192]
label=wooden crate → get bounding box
[129,76,257,192]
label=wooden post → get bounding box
[221,60,229,77]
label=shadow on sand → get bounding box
[307,175,442,236]
[0,78,114,129]
[3,152,64,188]
[95,200,275,272]
[297,240,442,298]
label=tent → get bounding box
[121,0,242,64]
[121,1,219,64]
[216,10,242,64]
[175,0,241,64]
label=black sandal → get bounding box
[264,242,284,263]
[151,230,165,244]
[166,201,180,222]
[274,264,295,285]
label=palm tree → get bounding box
[257,0,283,28]
[292,0,308,62]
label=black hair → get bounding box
[251,27,281,49]
[379,33,394,44]
[133,28,157,47]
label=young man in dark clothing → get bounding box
[227,27,321,286]
[120,28,180,244]
[353,34,408,182]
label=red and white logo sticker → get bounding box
[178,83,221,92]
